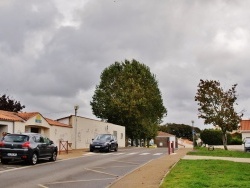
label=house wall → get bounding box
[155,136,176,148]
[1,113,125,150]
[242,132,250,141]
[58,116,126,149]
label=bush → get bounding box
[228,137,243,145]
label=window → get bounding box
[121,133,123,139]
[113,131,117,139]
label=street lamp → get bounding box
[191,120,194,149]
[74,105,79,149]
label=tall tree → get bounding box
[195,79,243,150]
[91,59,167,141]
[0,94,25,112]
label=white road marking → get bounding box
[113,153,124,155]
[153,153,163,155]
[140,153,150,155]
[43,178,116,186]
[84,168,118,177]
[126,152,138,155]
[102,153,113,155]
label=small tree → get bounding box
[0,94,25,112]
[195,79,243,150]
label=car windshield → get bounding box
[94,134,111,142]
[4,135,29,142]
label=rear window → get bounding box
[4,135,29,142]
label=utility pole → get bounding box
[191,120,194,150]
[74,105,79,149]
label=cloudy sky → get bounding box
[1,0,250,129]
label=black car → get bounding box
[90,134,118,152]
[0,133,58,165]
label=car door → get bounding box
[110,135,116,150]
[34,135,47,157]
[43,137,53,157]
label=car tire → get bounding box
[106,145,111,152]
[29,153,38,165]
[90,148,93,152]
[50,151,57,161]
[1,158,10,164]
[114,145,118,152]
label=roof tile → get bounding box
[240,120,250,131]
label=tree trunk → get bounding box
[222,132,228,150]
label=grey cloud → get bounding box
[1,0,250,129]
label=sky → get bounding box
[1,0,250,130]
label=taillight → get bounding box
[0,141,4,147]
[22,141,31,149]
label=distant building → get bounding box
[0,110,125,149]
[154,131,176,148]
[239,120,250,141]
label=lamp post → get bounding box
[191,120,194,150]
[74,105,79,149]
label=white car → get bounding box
[244,139,250,152]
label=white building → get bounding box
[57,115,125,149]
[0,110,125,150]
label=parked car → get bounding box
[0,133,58,165]
[244,138,250,152]
[89,134,118,152]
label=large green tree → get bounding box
[195,79,243,150]
[0,94,25,112]
[90,59,167,142]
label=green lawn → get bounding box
[160,147,250,188]
[188,147,250,158]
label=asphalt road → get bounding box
[0,147,168,188]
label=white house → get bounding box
[0,110,125,150]
[240,120,250,141]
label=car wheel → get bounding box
[30,153,38,165]
[1,158,10,164]
[106,145,111,152]
[114,145,118,152]
[50,151,57,161]
[90,148,93,152]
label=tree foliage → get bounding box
[200,129,223,145]
[90,59,167,141]
[195,79,243,150]
[0,94,25,112]
[158,123,201,140]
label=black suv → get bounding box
[0,133,58,165]
[90,134,118,152]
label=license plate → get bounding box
[95,146,101,148]
[7,153,17,156]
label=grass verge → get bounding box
[160,147,250,188]
[188,147,250,158]
[160,159,250,188]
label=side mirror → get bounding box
[50,140,54,145]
